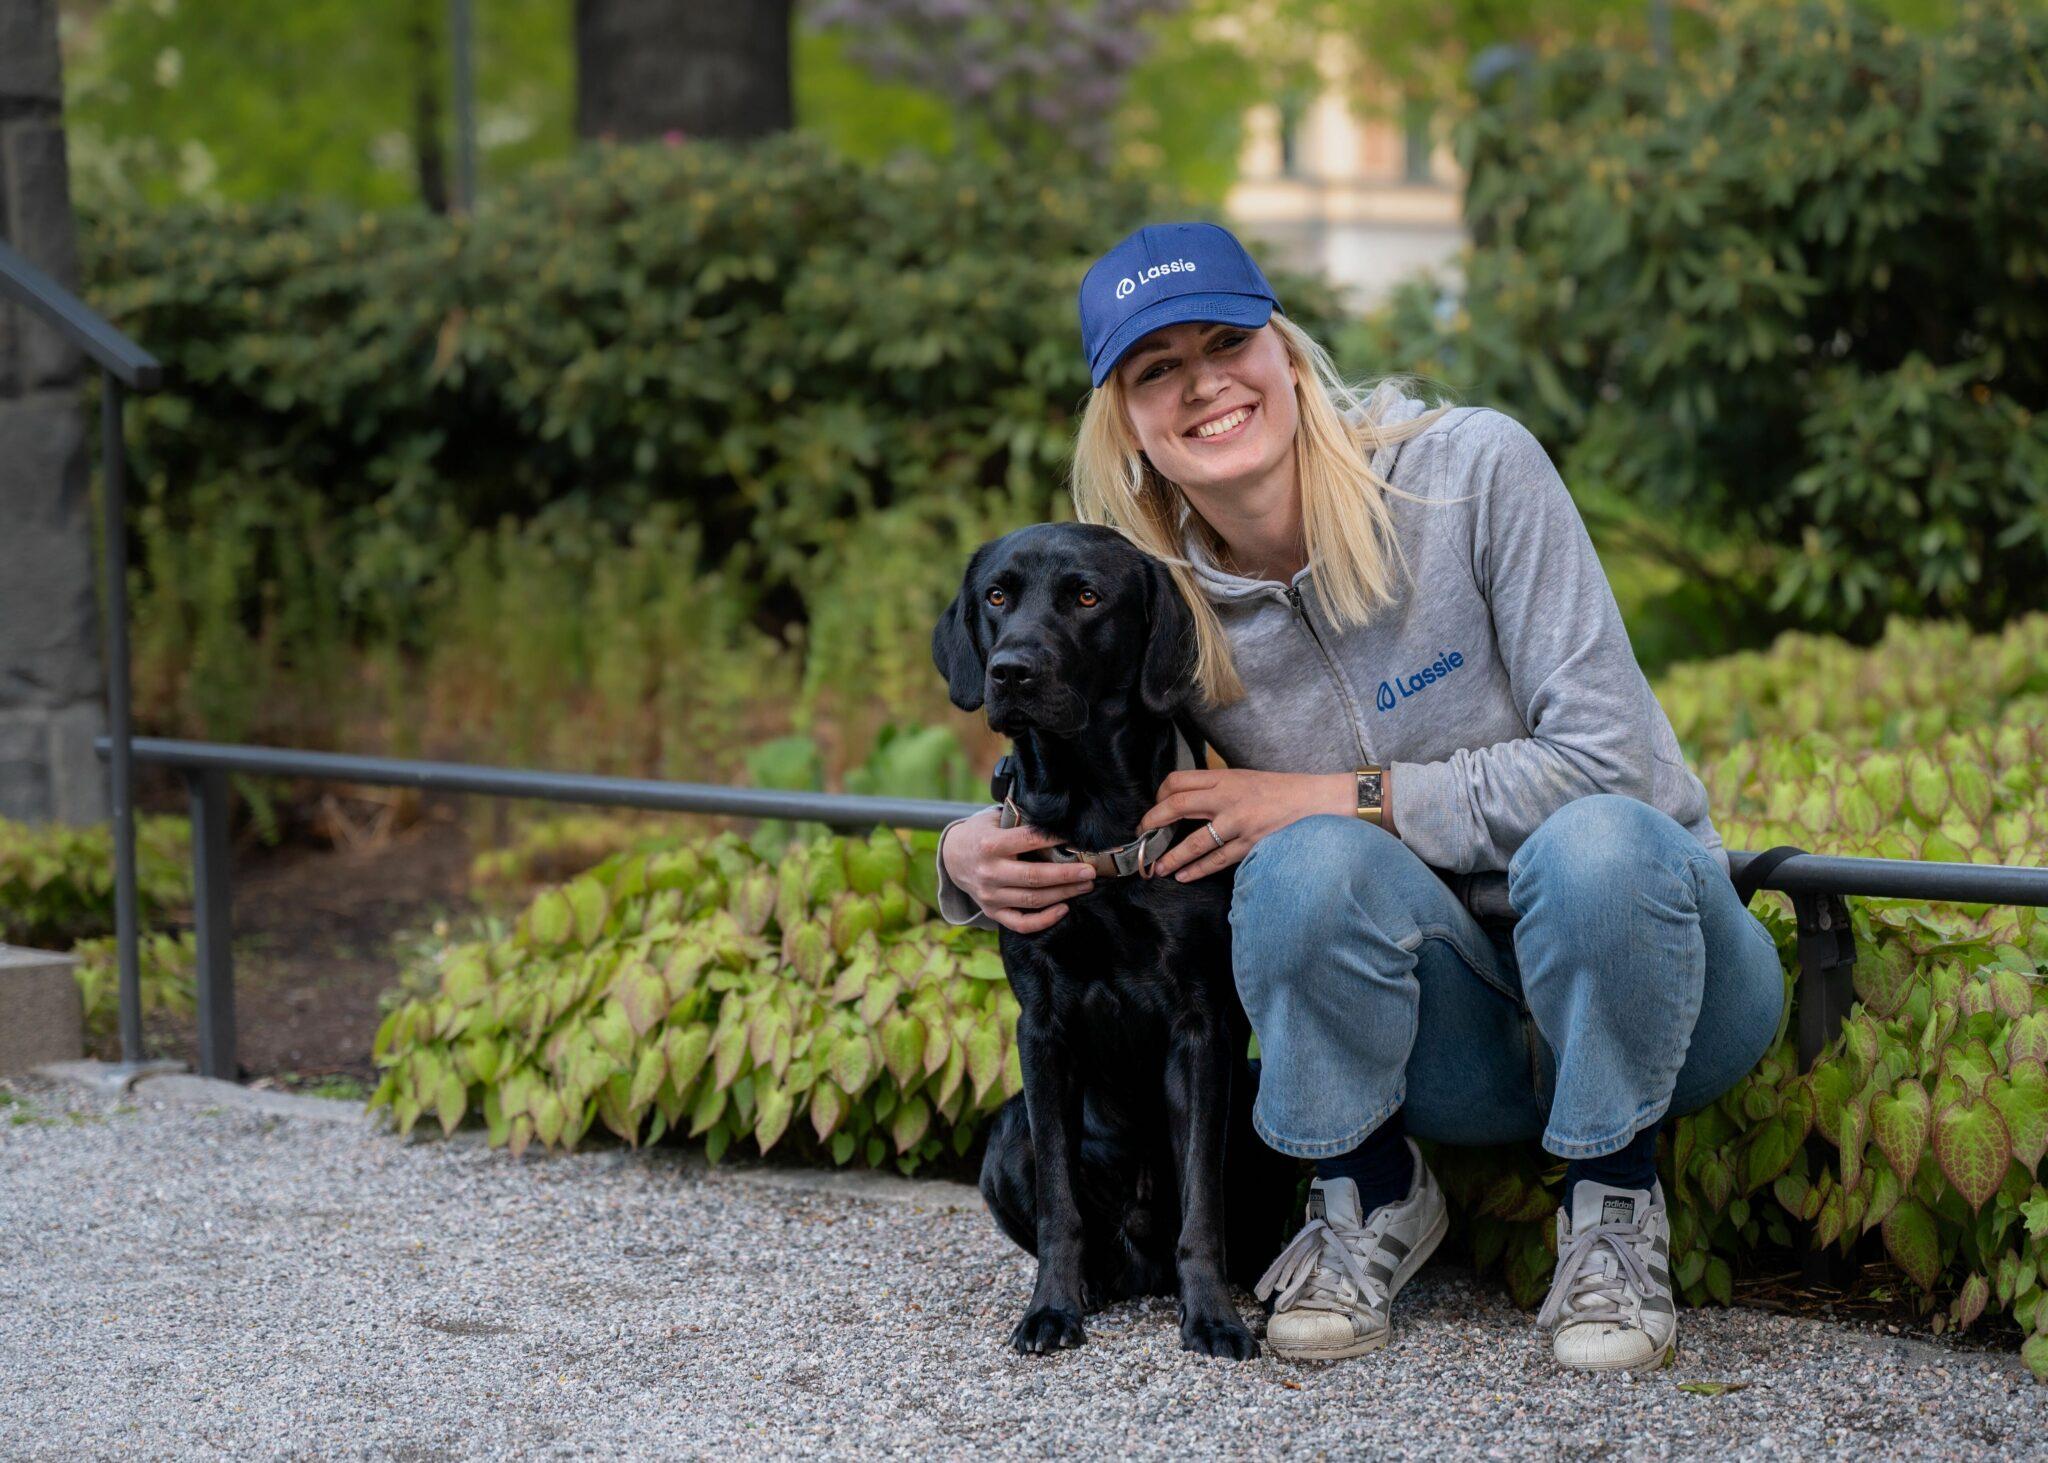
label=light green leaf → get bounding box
[1882,1199,1942,1292]
[879,1012,926,1090]
[1872,1080,1931,1184]
[435,1071,467,1136]
[1933,1099,2012,1212]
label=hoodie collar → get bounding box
[1177,384,1431,603]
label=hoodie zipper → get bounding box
[1286,581,1373,766]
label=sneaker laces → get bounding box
[1536,1218,1657,1333]
[1253,1208,1389,1315]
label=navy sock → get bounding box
[1564,1123,1661,1206]
[1313,1109,1413,1219]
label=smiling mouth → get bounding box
[1187,404,1255,442]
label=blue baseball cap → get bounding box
[1079,222,1285,388]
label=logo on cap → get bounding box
[1115,259,1198,300]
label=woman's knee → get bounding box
[1508,794,1691,911]
[1232,814,1407,939]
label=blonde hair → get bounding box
[1070,311,1456,708]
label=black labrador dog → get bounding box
[932,522,1297,1359]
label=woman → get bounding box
[935,221,1784,1372]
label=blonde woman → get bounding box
[935,222,1785,1372]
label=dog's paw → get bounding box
[1010,1305,1087,1355]
[1180,1312,1258,1361]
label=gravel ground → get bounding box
[0,1076,2038,1461]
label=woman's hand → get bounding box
[940,805,1097,934]
[1135,769,1357,883]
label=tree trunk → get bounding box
[0,0,107,825]
[410,2,450,214]
[573,0,793,143]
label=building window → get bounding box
[1402,97,1433,183]
[1278,89,1309,178]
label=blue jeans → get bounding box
[1228,795,1786,1161]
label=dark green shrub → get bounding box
[1355,0,2048,638]
[0,815,190,949]
[85,135,1355,621]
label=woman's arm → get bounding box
[1384,413,1654,874]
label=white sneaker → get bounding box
[1253,1138,1448,1361]
[1538,1178,1678,1372]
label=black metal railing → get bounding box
[95,737,2048,1093]
[2,238,162,1065]
[99,737,989,1079]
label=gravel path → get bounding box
[0,1076,2037,1460]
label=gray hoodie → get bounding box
[936,386,1724,929]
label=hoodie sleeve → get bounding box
[935,815,1001,931]
[1386,413,1656,874]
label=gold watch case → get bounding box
[1355,766,1385,825]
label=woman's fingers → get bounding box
[993,860,1093,909]
[1146,822,1245,882]
[997,903,1069,933]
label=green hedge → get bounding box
[1355,0,2048,638]
[84,135,1354,621]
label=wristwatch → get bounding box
[1354,766,1386,828]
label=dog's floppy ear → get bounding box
[932,547,990,712]
[1139,553,1196,717]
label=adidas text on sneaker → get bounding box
[1253,1138,1448,1362]
[1537,1178,1678,1373]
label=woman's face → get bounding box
[1115,320,1299,497]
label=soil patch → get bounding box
[139,799,476,1086]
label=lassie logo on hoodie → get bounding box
[1377,650,1466,711]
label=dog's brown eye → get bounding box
[1078,588,1099,608]
[986,588,1005,607]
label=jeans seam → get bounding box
[1413,923,1520,1004]
[1253,1085,1406,1160]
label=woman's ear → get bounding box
[931,549,989,712]
[1139,555,1195,717]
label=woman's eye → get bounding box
[986,587,1005,607]
[1139,334,1244,384]
[1078,588,1099,608]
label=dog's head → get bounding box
[932,522,1195,738]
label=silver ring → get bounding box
[1206,822,1224,849]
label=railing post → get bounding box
[101,373,144,1066]
[185,768,237,1080]
[1793,890,1857,1072]
[1793,888,1858,1286]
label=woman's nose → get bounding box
[1185,357,1231,399]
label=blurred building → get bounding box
[1225,34,1465,309]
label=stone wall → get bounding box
[0,0,107,825]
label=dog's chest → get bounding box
[1007,877,1229,997]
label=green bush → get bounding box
[0,815,190,949]
[1357,0,2048,639]
[372,826,1021,1173]
[70,932,198,1043]
[90,135,1354,765]
[85,135,1355,620]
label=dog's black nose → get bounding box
[987,653,1039,689]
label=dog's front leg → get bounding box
[1165,1018,1257,1360]
[1011,1009,1089,1354]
